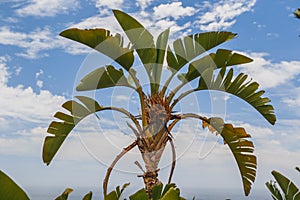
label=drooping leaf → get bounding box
[271,170,300,200]
[266,180,284,200]
[76,65,133,91]
[129,188,148,200]
[60,28,134,71]
[179,49,253,82]
[82,191,93,200]
[204,118,257,196]
[43,97,103,165]
[55,188,74,200]
[195,67,276,125]
[0,170,30,200]
[167,32,237,73]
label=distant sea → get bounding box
[27,187,271,200]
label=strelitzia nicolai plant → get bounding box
[266,167,300,200]
[42,10,276,199]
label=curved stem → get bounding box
[103,141,137,199]
[168,137,176,184]
[170,88,196,110]
[178,113,208,122]
[128,70,147,127]
[160,72,175,97]
[101,106,142,133]
[167,81,186,104]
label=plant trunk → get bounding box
[140,145,166,198]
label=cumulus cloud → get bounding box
[0,26,92,58]
[198,0,256,31]
[0,56,66,124]
[16,0,79,17]
[135,0,153,10]
[95,0,123,9]
[0,26,57,59]
[237,52,300,89]
[153,2,196,20]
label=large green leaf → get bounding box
[205,118,257,196]
[43,96,103,165]
[271,170,300,200]
[167,32,237,73]
[152,29,170,92]
[195,67,276,125]
[0,170,30,200]
[113,10,157,93]
[76,65,133,91]
[113,10,156,66]
[60,28,134,71]
[179,49,253,82]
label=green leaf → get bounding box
[43,97,104,165]
[106,191,118,200]
[76,65,133,91]
[129,188,148,200]
[55,188,74,200]
[60,28,134,71]
[0,170,30,200]
[152,29,170,93]
[180,49,253,82]
[271,170,300,200]
[82,191,93,200]
[196,67,276,125]
[113,10,156,66]
[266,181,284,200]
[152,183,163,200]
[120,182,130,195]
[205,118,257,196]
[162,183,176,197]
[161,187,181,200]
[167,32,237,73]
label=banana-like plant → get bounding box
[266,167,300,200]
[42,10,276,199]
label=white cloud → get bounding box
[0,26,92,58]
[153,2,196,20]
[282,87,300,108]
[0,56,10,85]
[36,80,43,89]
[95,0,123,9]
[0,55,66,124]
[135,0,153,10]
[16,0,79,17]
[198,0,256,31]
[0,26,56,59]
[238,52,300,89]
[35,69,43,78]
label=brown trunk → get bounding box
[139,145,166,198]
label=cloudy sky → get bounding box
[0,0,300,199]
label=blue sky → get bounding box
[0,0,300,199]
